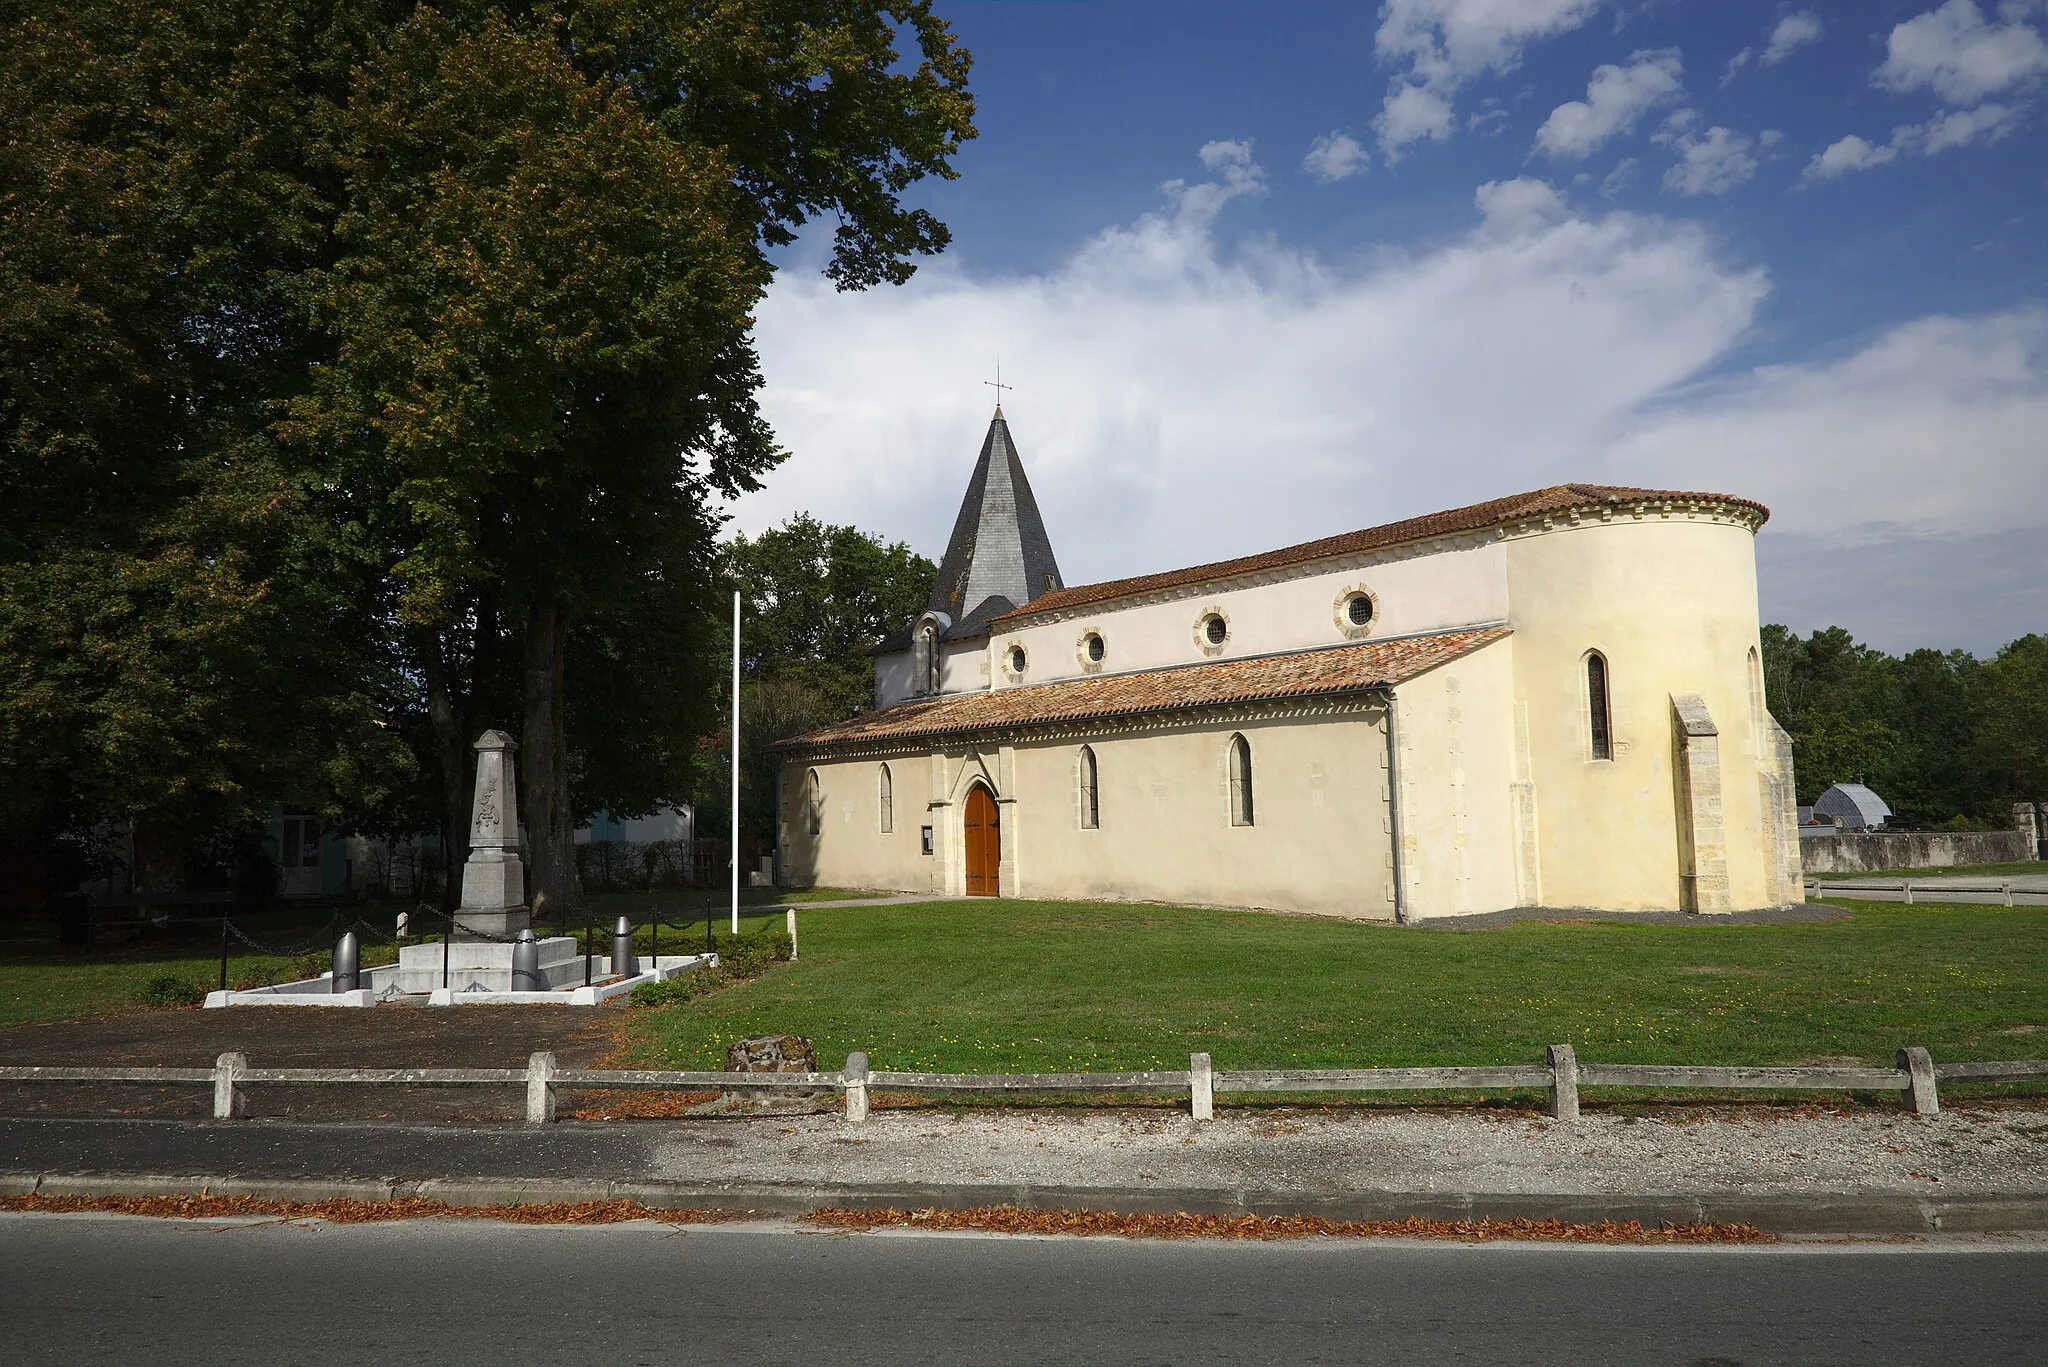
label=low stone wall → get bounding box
[1800,830,2034,875]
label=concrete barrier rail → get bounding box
[8,1050,2046,1125]
[1810,880,2048,906]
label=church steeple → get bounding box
[928,406,1063,628]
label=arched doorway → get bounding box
[964,785,1000,897]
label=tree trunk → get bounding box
[521,599,574,921]
[421,627,469,912]
[131,811,186,896]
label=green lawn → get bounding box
[0,913,402,1027]
[623,898,2048,1076]
[0,899,841,1029]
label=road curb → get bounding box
[5,1170,2045,1235]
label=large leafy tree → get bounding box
[2,0,974,913]
[0,0,409,897]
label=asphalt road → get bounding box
[3,1214,2042,1366]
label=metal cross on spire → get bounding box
[983,360,1013,410]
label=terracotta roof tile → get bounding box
[779,626,1510,751]
[995,483,1768,624]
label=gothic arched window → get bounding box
[878,764,894,834]
[1586,652,1613,761]
[805,769,823,836]
[1228,734,1255,827]
[1078,746,1100,830]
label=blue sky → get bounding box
[736,1,2048,654]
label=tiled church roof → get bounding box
[995,483,1769,624]
[780,626,1509,751]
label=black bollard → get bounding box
[511,930,543,992]
[611,915,637,978]
[332,930,360,993]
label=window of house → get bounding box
[805,770,823,836]
[1204,614,1227,646]
[1346,593,1373,626]
[1085,632,1105,662]
[1078,746,1100,829]
[878,764,894,833]
[1007,644,1027,675]
[280,813,320,869]
[1228,734,1255,826]
[1586,653,1613,761]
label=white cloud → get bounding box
[1473,177,1571,238]
[1658,124,1761,195]
[1761,12,1824,65]
[1877,0,2048,104]
[740,146,2047,651]
[1599,157,1641,197]
[1723,47,1753,83]
[1302,131,1369,183]
[1801,134,1901,182]
[1375,84,1456,155]
[1916,100,2026,148]
[1159,139,1267,230]
[1535,49,1685,160]
[1373,0,1606,154]
[1800,102,2025,181]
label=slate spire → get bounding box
[928,406,1063,629]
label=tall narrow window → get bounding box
[917,624,940,696]
[1747,646,1766,740]
[805,770,823,836]
[1078,746,1100,829]
[1586,653,1613,761]
[1229,734,1255,827]
[878,764,894,833]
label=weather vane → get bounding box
[984,359,1013,406]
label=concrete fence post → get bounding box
[212,1051,246,1120]
[1546,1044,1579,1121]
[1902,881,1915,906]
[1898,1046,1939,1117]
[1190,1052,1214,1122]
[525,1051,557,1125]
[2001,882,2014,908]
[787,908,798,962]
[844,1051,869,1124]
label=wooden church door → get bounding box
[964,786,1000,897]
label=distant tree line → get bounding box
[1762,626,2048,827]
[688,515,937,857]
[0,0,974,915]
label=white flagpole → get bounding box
[730,589,741,936]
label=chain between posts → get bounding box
[221,913,344,957]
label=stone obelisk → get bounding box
[456,730,530,939]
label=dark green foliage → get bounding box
[0,0,975,907]
[135,974,205,1009]
[699,515,936,848]
[1762,625,2048,823]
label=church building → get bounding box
[775,408,1805,919]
